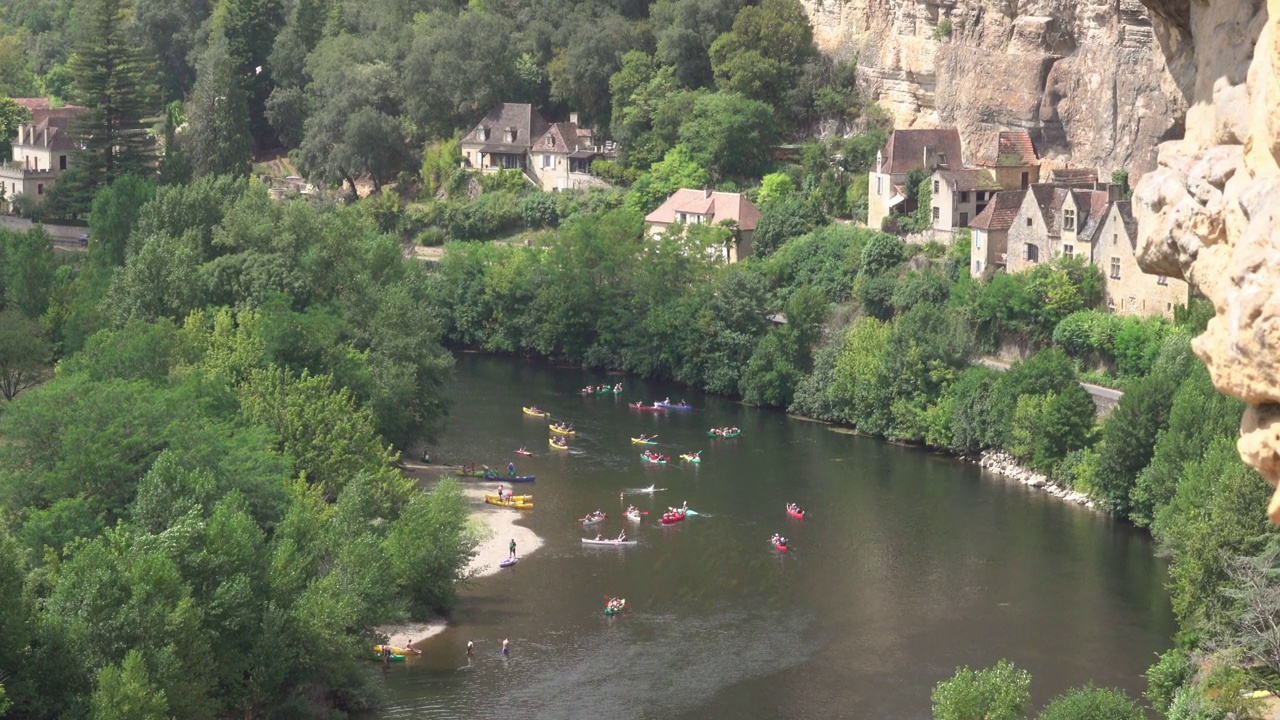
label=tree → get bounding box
[183,34,253,178]
[0,97,31,161]
[214,0,285,147]
[68,0,160,199]
[89,651,171,720]
[384,479,476,615]
[931,660,1031,720]
[677,91,777,179]
[709,0,817,112]
[651,0,746,87]
[1035,685,1144,720]
[751,195,823,257]
[625,146,708,215]
[0,310,51,400]
[132,0,215,101]
[88,175,157,269]
[2,227,56,319]
[548,14,638,130]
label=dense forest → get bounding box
[0,0,1273,718]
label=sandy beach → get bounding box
[377,461,544,649]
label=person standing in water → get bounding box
[509,538,517,559]
[508,461,515,476]
[502,638,510,656]
[466,640,474,656]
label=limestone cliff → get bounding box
[1131,0,1280,520]
[801,0,1185,175]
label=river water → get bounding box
[371,355,1175,719]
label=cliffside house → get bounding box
[644,188,761,263]
[968,190,1026,279]
[999,179,1187,318]
[928,168,1002,238]
[868,128,964,231]
[460,103,616,193]
[0,98,83,211]
[977,130,1041,190]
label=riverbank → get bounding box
[974,450,1096,509]
[380,459,545,648]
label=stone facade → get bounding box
[1094,201,1188,316]
[0,99,82,209]
[968,189,1025,278]
[867,128,964,230]
[930,168,999,240]
[461,104,614,193]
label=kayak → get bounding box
[774,542,788,553]
[374,652,406,661]
[514,449,532,456]
[499,557,518,568]
[595,389,611,395]
[485,493,533,503]
[456,469,500,479]
[580,513,608,525]
[660,512,685,524]
[625,510,642,522]
[603,602,627,616]
[549,438,569,450]
[707,429,741,439]
[786,507,806,519]
[655,401,692,411]
[374,645,420,657]
[613,387,623,395]
[679,453,701,464]
[683,508,699,517]
[549,424,576,436]
[506,475,536,483]
[522,407,550,417]
[640,454,667,464]
[631,437,658,445]
[628,402,660,412]
[485,496,533,510]
[581,538,637,546]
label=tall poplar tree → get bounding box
[68,0,160,196]
[184,34,252,178]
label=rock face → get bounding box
[1131,0,1280,521]
[800,0,1185,175]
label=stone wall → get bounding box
[1132,0,1280,519]
[801,0,1186,176]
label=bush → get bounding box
[860,233,905,278]
[752,195,824,258]
[590,159,636,186]
[443,191,522,240]
[931,660,1031,720]
[1145,649,1193,715]
[1035,685,1144,720]
[1165,684,1221,720]
[519,192,559,229]
[477,169,530,194]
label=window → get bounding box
[975,232,983,250]
[1025,244,1039,263]
[932,206,940,221]
[541,154,553,169]
[59,155,66,170]
[1020,171,1029,189]
[546,136,555,148]
[974,260,983,274]
[1026,217,1033,227]
[1062,244,1073,257]
[959,191,969,203]
[1063,208,1075,232]
[500,154,521,170]
[1110,257,1120,279]
[933,180,940,194]
[504,129,516,143]
[938,153,947,166]
[36,183,43,195]
[1157,275,1168,286]
[480,127,489,141]
[1112,232,1117,245]
[959,212,968,226]
[876,176,882,196]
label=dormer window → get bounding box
[938,153,947,166]
[480,127,489,141]
[1063,207,1076,232]
[505,128,516,143]
[547,136,555,148]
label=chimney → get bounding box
[1108,183,1121,203]
[705,186,713,198]
[569,111,580,125]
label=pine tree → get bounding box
[217,0,285,149]
[184,34,252,177]
[67,0,160,195]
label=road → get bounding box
[976,357,1124,404]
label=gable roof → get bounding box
[534,122,579,154]
[969,190,1026,231]
[11,102,85,151]
[989,130,1038,167]
[935,168,1001,192]
[879,128,963,175]
[461,103,549,154]
[644,189,761,232]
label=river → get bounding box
[371,355,1175,719]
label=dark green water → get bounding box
[371,355,1175,719]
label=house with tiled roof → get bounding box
[460,104,616,193]
[1088,199,1188,317]
[928,167,1002,237]
[0,98,84,210]
[1006,183,1113,274]
[978,130,1041,190]
[868,128,964,231]
[968,190,1026,279]
[644,188,761,263]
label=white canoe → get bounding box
[625,511,641,522]
[582,538,638,546]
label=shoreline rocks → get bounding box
[975,450,1096,509]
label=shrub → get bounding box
[443,191,522,240]
[519,192,559,229]
[477,169,530,194]
[933,18,954,41]
[931,660,1031,720]
[752,195,824,258]
[1035,685,1144,720]
[1145,649,1193,715]
[860,233,905,278]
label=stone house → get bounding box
[1005,183,1110,273]
[978,130,1041,191]
[0,98,83,210]
[1091,201,1189,317]
[867,128,963,231]
[968,190,1026,279]
[929,168,1001,238]
[460,103,615,193]
[643,188,761,263]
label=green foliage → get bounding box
[0,309,51,400]
[1164,683,1223,720]
[1111,169,1132,200]
[678,91,778,179]
[933,18,954,41]
[89,650,171,720]
[0,96,30,161]
[752,195,824,258]
[709,0,817,116]
[625,146,709,215]
[1145,649,1193,715]
[385,479,476,615]
[758,172,796,205]
[519,192,560,229]
[444,191,523,240]
[421,138,461,199]
[2,228,56,319]
[1034,685,1144,720]
[931,660,1031,720]
[183,33,253,178]
[88,175,157,269]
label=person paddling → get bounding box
[467,640,474,656]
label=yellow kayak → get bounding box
[549,424,576,436]
[523,406,549,417]
[549,438,569,450]
[485,496,533,510]
[485,493,533,503]
[373,644,420,656]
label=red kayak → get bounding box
[774,542,788,552]
[660,511,685,525]
[786,506,805,519]
[515,449,532,456]
[628,402,660,411]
